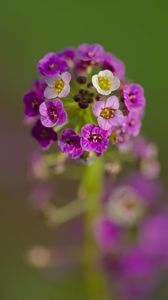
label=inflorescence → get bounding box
[23,44,146,160]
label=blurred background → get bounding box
[0,0,168,299]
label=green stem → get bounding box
[80,158,109,300]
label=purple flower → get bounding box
[58,129,83,159]
[93,217,122,251]
[23,90,43,117]
[58,47,75,65]
[39,99,67,128]
[37,52,67,76]
[44,72,71,99]
[81,124,109,156]
[139,213,168,264]
[132,137,158,159]
[117,247,156,300]
[124,112,141,136]
[33,78,47,96]
[119,246,155,280]
[92,96,124,130]
[31,120,57,149]
[123,83,145,111]
[123,172,162,207]
[102,52,125,79]
[77,43,104,63]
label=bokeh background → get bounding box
[0,0,168,299]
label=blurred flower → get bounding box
[31,120,57,149]
[37,52,67,76]
[58,47,75,67]
[92,69,120,95]
[26,245,51,268]
[29,183,53,210]
[123,83,145,111]
[44,72,71,99]
[92,96,124,130]
[123,172,162,207]
[125,111,141,136]
[77,43,104,63]
[139,212,168,264]
[39,99,67,128]
[107,186,145,227]
[117,246,157,300]
[23,90,43,117]
[93,217,123,252]
[102,52,125,79]
[30,151,49,179]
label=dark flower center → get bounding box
[89,134,102,143]
[129,119,135,126]
[50,106,58,120]
[129,93,136,103]
[32,99,39,109]
[47,63,57,70]
[100,107,115,119]
[40,128,49,138]
[65,137,76,145]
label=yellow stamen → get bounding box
[100,108,115,119]
[98,76,112,90]
[53,79,65,93]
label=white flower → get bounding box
[44,72,71,99]
[92,69,120,95]
[107,186,145,227]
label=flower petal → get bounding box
[59,83,70,98]
[45,75,58,87]
[105,96,119,109]
[111,76,120,91]
[44,87,58,99]
[97,116,112,131]
[98,69,114,79]
[39,101,47,116]
[40,115,55,128]
[61,71,71,83]
[92,101,105,116]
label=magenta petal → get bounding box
[57,111,67,126]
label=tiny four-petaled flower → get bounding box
[92,96,124,130]
[92,70,120,95]
[44,72,71,99]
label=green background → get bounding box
[1,0,168,299]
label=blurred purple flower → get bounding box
[37,52,67,76]
[93,217,122,252]
[77,43,104,63]
[102,52,125,79]
[31,120,57,149]
[125,112,141,136]
[123,83,145,111]
[123,172,162,206]
[139,213,168,264]
[23,90,43,117]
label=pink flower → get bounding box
[92,96,124,130]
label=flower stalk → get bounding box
[80,158,110,300]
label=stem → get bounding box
[80,158,109,300]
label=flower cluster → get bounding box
[23,44,146,160]
[94,171,166,300]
